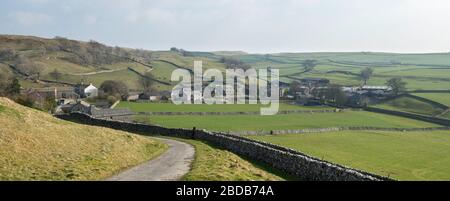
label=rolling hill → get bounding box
[2,34,450,93]
[0,97,167,180]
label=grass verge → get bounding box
[164,137,292,181]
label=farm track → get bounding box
[65,68,127,76]
[437,109,450,118]
[106,137,194,181]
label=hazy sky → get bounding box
[1,0,450,53]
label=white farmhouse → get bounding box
[84,84,98,98]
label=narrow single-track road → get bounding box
[106,138,195,181]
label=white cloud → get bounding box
[9,11,52,26]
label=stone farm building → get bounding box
[21,87,80,100]
[298,78,330,87]
[60,101,135,122]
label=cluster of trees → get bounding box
[0,47,40,82]
[288,81,347,106]
[359,67,374,85]
[170,47,194,57]
[358,67,406,94]
[97,72,161,104]
[302,59,317,72]
[1,48,44,80]
[0,74,20,98]
[139,71,155,92]
[0,74,56,112]
[98,80,129,104]
[55,37,126,66]
[219,57,251,70]
[0,48,17,60]
[314,85,348,106]
[386,77,406,95]
[15,55,45,79]
[128,48,153,63]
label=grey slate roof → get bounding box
[89,107,134,117]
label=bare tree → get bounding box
[99,80,129,100]
[302,60,317,72]
[360,67,374,85]
[139,71,155,91]
[49,69,62,81]
[0,48,16,60]
[15,56,43,79]
[386,77,406,95]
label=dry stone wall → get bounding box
[136,109,345,116]
[230,126,450,135]
[365,107,450,126]
[56,112,394,181]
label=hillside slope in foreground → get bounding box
[0,97,167,181]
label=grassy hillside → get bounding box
[0,97,167,180]
[249,130,450,181]
[0,35,224,91]
[2,35,450,92]
[374,96,445,116]
[413,93,450,107]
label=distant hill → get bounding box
[0,35,228,90]
[0,97,167,180]
[2,34,450,91]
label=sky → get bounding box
[1,0,450,53]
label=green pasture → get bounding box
[374,96,445,116]
[137,111,438,132]
[117,101,332,113]
[249,130,450,181]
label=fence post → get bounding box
[192,127,196,139]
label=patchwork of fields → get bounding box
[118,100,450,180]
[5,36,450,181]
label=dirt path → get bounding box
[437,108,450,118]
[68,68,127,76]
[106,138,195,181]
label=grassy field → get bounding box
[0,98,168,181]
[170,138,287,181]
[138,111,438,132]
[248,130,450,181]
[413,93,450,107]
[117,101,331,113]
[374,96,445,116]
